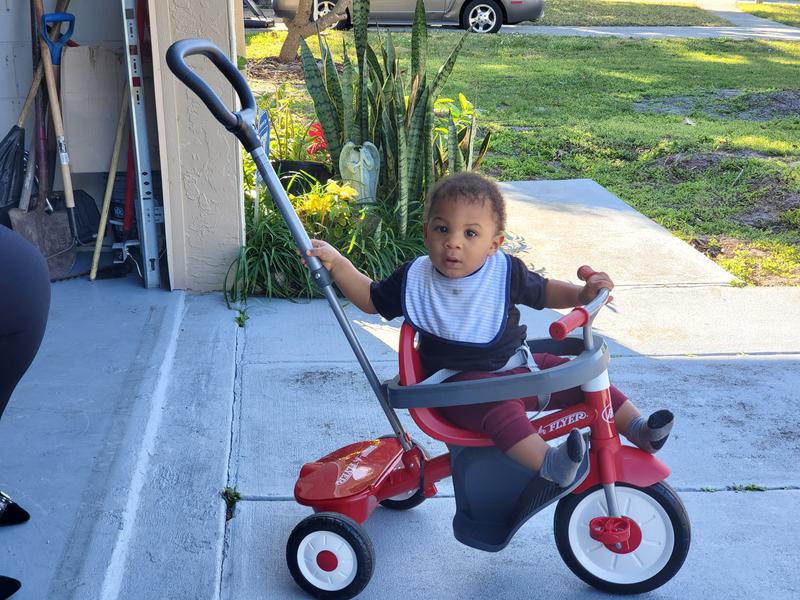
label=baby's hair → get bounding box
[424,172,506,233]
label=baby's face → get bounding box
[424,196,504,278]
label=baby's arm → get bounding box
[544,271,614,309]
[303,240,378,314]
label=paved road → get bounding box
[254,1,800,40]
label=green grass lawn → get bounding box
[246,31,800,285]
[532,0,731,26]
[737,1,800,27]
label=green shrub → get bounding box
[225,152,426,303]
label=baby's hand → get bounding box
[578,271,614,305]
[298,239,342,273]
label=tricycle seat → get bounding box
[387,322,609,447]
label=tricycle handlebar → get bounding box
[549,265,610,341]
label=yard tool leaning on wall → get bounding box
[33,0,77,241]
[0,225,51,599]
[11,0,80,279]
[90,90,129,281]
[0,74,38,223]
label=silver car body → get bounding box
[273,0,545,29]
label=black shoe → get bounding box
[0,576,21,599]
[0,492,29,527]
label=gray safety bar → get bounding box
[386,336,610,409]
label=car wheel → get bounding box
[461,0,503,34]
[315,0,337,18]
[316,1,351,29]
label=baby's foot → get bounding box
[626,410,674,454]
[540,429,586,488]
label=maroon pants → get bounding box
[438,353,628,452]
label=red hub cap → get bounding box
[316,550,338,572]
[589,516,642,554]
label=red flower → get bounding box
[307,123,327,156]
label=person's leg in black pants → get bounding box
[0,225,51,598]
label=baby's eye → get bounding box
[465,230,478,238]
[434,225,448,233]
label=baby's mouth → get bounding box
[445,257,461,266]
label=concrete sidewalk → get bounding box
[1,178,799,599]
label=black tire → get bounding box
[461,0,503,34]
[379,439,428,511]
[286,512,374,599]
[334,9,352,30]
[554,482,690,594]
[380,486,426,511]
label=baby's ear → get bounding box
[489,233,504,254]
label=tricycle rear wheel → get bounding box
[286,512,374,599]
[379,438,428,511]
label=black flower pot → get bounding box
[271,160,333,195]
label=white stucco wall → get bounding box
[149,0,246,291]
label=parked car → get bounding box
[273,0,545,34]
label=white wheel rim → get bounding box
[468,5,498,33]
[317,1,336,18]
[387,488,418,502]
[296,529,358,592]
[567,487,675,584]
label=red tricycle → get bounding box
[166,40,691,600]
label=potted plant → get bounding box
[266,84,333,193]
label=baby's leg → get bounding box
[531,353,674,454]
[440,370,586,488]
[507,430,586,488]
[614,401,674,454]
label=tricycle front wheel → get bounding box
[554,481,690,594]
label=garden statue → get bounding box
[339,141,380,204]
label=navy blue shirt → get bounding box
[370,255,548,373]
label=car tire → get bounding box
[317,1,351,30]
[461,0,503,34]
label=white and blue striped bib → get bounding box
[402,251,511,347]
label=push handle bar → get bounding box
[41,13,75,66]
[549,265,610,341]
[165,38,260,152]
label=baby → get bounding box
[304,172,673,488]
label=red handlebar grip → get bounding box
[577,265,597,282]
[549,307,590,340]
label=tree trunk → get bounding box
[277,0,351,63]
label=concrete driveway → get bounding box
[1,178,798,599]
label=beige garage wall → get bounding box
[149,0,246,291]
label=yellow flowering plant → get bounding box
[231,162,426,302]
[290,179,359,239]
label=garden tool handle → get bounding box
[165,38,260,152]
[41,12,75,66]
